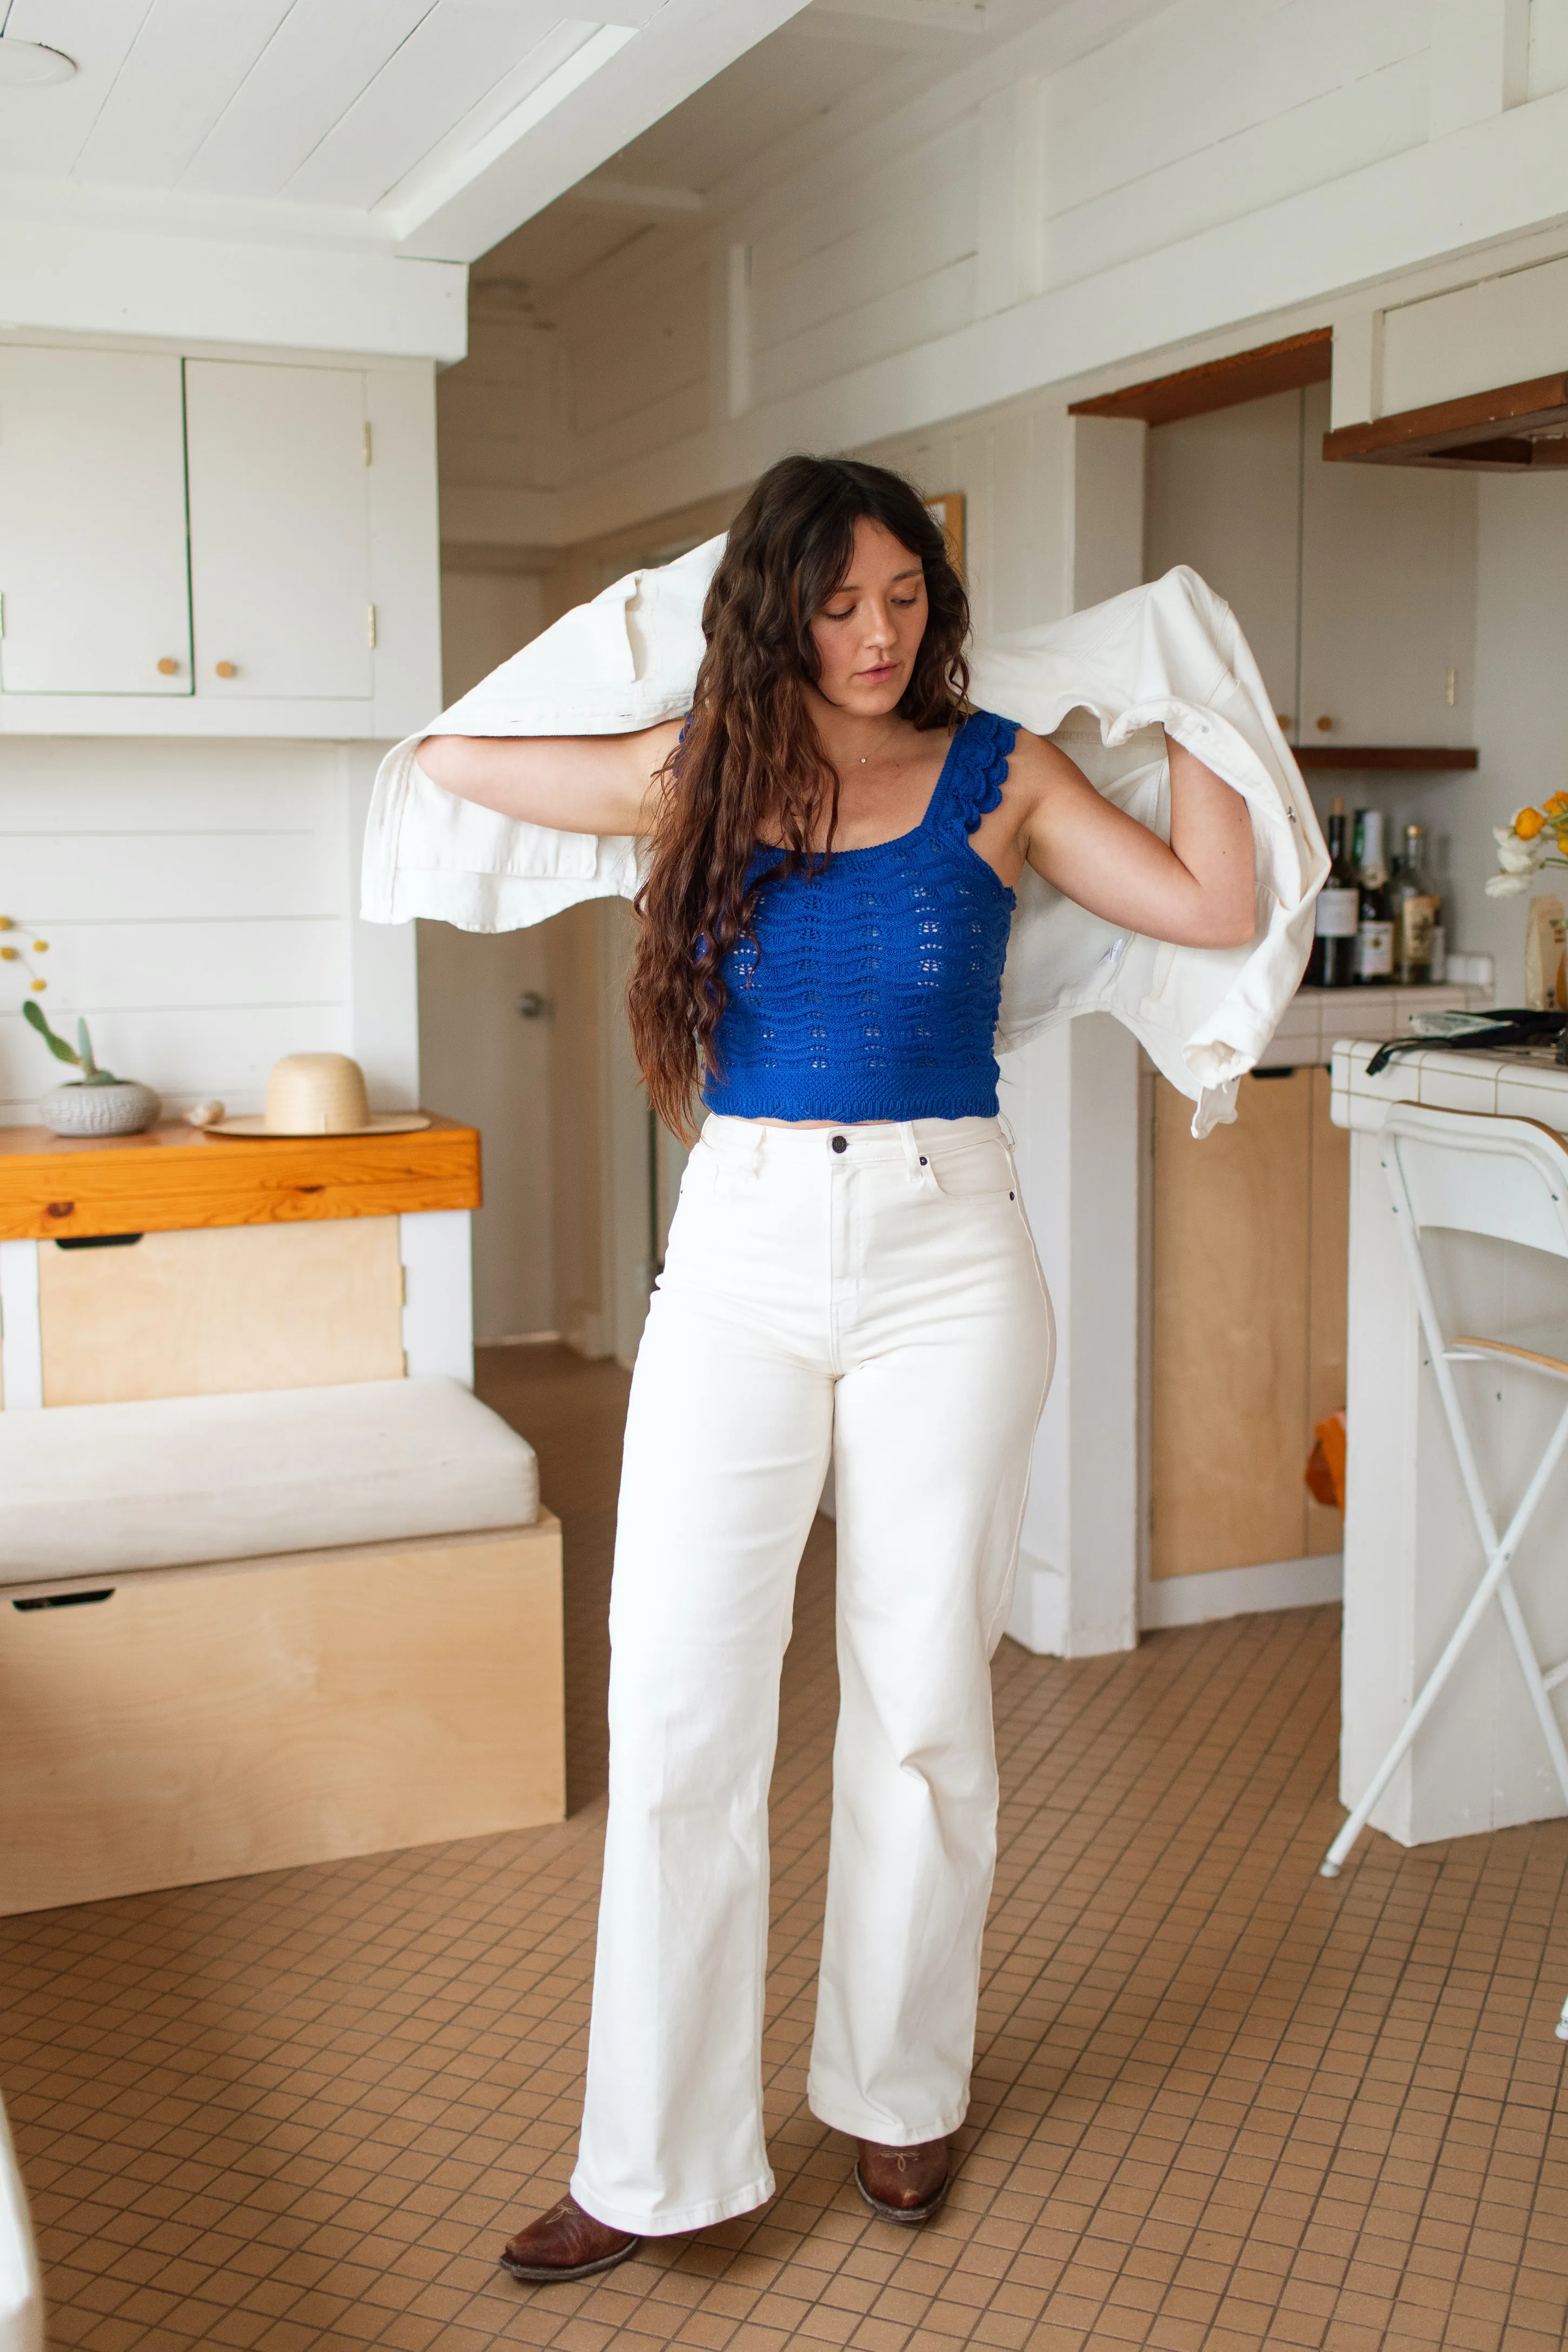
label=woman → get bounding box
[417,456,1254,2283]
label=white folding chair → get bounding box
[1323,1102,1568,1878]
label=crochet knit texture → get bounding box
[703,709,1018,1123]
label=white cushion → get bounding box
[0,1378,537,1584]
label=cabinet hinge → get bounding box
[1445,665,1457,707]
[363,422,373,467]
[367,604,378,650]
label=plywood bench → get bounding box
[0,1378,563,1917]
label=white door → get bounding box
[0,348,191,695]
[185,361,373,700]
[1298,381,1477,749]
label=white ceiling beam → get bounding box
[0,218,466,360]
[378,24,640,235]
[393,0,817,261]
[562,177,706,214]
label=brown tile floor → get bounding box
[4,1343,1568,2351]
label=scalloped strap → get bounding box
[934,710,1017,840]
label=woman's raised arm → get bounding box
[1014,728,1257,949]
[415,719,685,840]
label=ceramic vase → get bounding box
[41,1080,161,1137]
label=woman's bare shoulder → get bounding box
[998,724,1089,801]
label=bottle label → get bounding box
[1314,887,1359,939]
[1398,894,1438,968]
[1356,920,1395,980]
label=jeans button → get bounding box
[830,1134,848,1153]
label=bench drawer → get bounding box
[0,1518,562,1916]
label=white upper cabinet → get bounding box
[0,349,192,696]
[1147,380,1478,750]
[185,362,373,702]
[1297,383,1477,750]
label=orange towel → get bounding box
[1305,1410,1346,1512]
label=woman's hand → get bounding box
[1003,728,1256,949]
[415,720,685,840]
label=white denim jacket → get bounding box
[362,542,1325,1137]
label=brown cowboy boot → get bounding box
[855,2135,951,2222]
[499,2194,641,2283]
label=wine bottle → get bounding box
[1306,797,1358,987]
[1390,821,1440,986]
[1353,809,1394,985]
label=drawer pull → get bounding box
[14,1590,115,1612]
[55,1232,142,1251]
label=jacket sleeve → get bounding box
[979,568,1326,1138]
[359,536,722,933]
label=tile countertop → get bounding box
[1259,982,1493,1069]
[1330,1037,1568,1133]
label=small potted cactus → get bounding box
[23,1002,161,1137]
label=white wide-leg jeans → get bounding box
[570,1114,1055,2236]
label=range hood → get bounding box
[1323,371,1568,470]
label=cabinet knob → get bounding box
[1315,715,1334,733]
[156,657,180,676]
[1275,713,1292,730]
[214,661,237,679]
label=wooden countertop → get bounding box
[0,1116,481,1241]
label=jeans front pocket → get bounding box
[925,1137,1019,1204]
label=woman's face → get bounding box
[808,516,929,718]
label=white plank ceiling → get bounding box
[0,0,819,262]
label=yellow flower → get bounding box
[31,939,46,953]
[0,916,10,932]
[1515,806,1546,839]
[1547,793,1568,817]
[29,978,45,992]
[0,947,15,961]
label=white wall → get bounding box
[440,0,1568,554]
[1470,473,1568,1005]
[0,738,416,1124]
[414,565,556,1343]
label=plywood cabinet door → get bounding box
[1150,1067,1349,1578]
[185,361,373,700]
[1298,380,1476,748]
[0,348,192,695]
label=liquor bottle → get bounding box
[1353,809,1395,986]
[1306,797,1358,987]
[1389,822,1440,985]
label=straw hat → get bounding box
[207,1054,430,1138]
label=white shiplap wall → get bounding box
[0,738,385,1125]
[438,0,1568,557]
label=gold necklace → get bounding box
[854,718,904,767]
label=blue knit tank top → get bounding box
[702,709,1018,1124]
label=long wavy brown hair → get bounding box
[628,454,971,1137]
